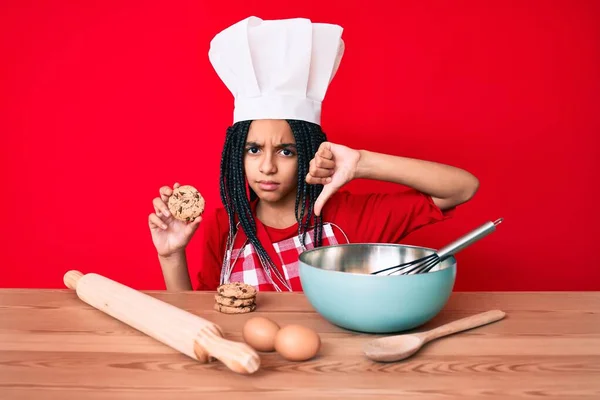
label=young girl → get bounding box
[148,17,479,292]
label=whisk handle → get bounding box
[436,218,503,260]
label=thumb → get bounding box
[314,184,337,217]
[185,216,202,236]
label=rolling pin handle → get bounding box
[194,325,261,374]
[64,270,84,290]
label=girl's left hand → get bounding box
[306,142,361,216]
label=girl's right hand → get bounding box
[148,183,202,257]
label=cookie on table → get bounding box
[214,303,257,314]
[215,294,255,307]
[167,185,205,222]
[217,282,257,300]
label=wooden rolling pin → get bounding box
[63,270,260,374]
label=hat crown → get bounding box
[209,16,344,125]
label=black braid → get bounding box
[219,119,328,272]
[287,120,327,247]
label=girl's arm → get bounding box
[158,251,192,291]
[149,183,200,291]
[306,142,479,215]
[355,150,479,210]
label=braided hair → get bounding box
[219,119,328,273]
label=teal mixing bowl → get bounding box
[298,243,456,333]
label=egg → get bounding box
[242,317,280,352]
[274,324,321,361]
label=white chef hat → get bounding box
[208,16,345,125]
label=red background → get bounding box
[1,1,599,291]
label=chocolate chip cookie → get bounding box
[167,185,205,222]
[215,294,255,307]
[217,282,257,300]
[214,282,258,314]
[213,303,257,314]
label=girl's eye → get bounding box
[280,149,295,157]
[247,147,259,154]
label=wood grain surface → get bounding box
[1,290,599,399]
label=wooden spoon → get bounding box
[363,310,506,362]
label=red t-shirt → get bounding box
[196,189,455,290]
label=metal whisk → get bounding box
[371,218,504,276]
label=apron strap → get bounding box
[254,219,292,291]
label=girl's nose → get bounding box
[259,154,277,174]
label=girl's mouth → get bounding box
[257,181,280,191]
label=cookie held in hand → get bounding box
[168,185,205,222]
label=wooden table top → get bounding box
[1,289,599,399]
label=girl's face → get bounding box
[244,119,298,206]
